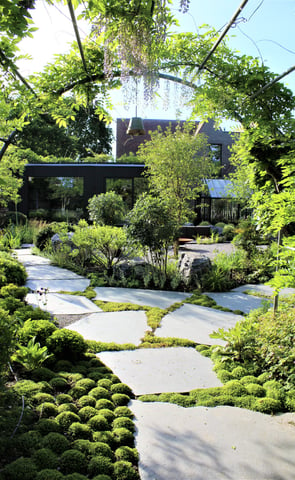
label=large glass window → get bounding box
[106,176,148,209]
[28,176,84,221]
[209,144,222,176]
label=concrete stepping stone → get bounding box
[25,278,90,293]
[98,347,222,395]
[15,254,51,266]
[93,287,192,309]
[155,304,243,346]
[24,264,86,280]
[232,283,295,296]
[204,291,268,314]
[67,311,150,346]
[131,401,295,480]
[25,292,101,315]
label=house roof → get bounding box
[205,179,235,198]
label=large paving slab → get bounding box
[93,287,192,309]
[66,311,150,345]
[25,292,101,315]
[25,278,90,293]
[14,252,51,265]
[232,283,295,296]
[24,264,86,280]
[155,304,243,345]
[98,347,222,395]
[131,401,295,480]
[204,291,269,314]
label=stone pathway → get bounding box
[16,247,295,480]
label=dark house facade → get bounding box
[116,118,235,177]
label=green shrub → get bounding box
[111,393,130,406]
[112,417,135,433]
[36,469,64,480]
[36,402,58,418]
[89,386,111,400]
[57,403,78,414]
[95,399,115,411]
[0,283,28,300]
[42,432,70,454]
[59,450,87,475]
[240,375,259,385]
[12,379,47,399]
[0,252,27,286]
[87,456,114,477]
[257,372,272,384]
[19,320,57,347]
[92,431,115,448]
[64,474,88,480]
[49,376,69,391]
[245,384,266,397]
[35,418,61,435]
[72,439,93,455]
[231,366,248,379]
[35,224,56,251]
[0,307,15,373]
[115,446,139,464]
[12,337,53,371]
[254,397,282,414]
[2,457,38,480]
[78,406,98,422]
[98,409,115,424]
[88,191,126,226]
[285,390,295,411]
[77,395,96,408]
[88,415,109,431]
[68,385,89,399]
[55,359,74,371]
[216,369,233,383]
[75,378,96,391]
[16,430,42,456]
[13,305,52,323]
[68,422,93,440]
[0,295,23,313]
[32,448,59,470]
[114,406,134,419]
[56,411,81,430]
[31,367,56,382]
[223,380,247,396]
[113,460,140,480]
[91,442,114,460]
[97,379,113,390]
[91,475,112,480]
[113,427,134,447]
[110,383,133,397]
[56,393,74,405]
[47,329,87,360]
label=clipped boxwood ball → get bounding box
[87,456,114,477]
[257,372,272,384]
[2,457,38,480]
[64,474,88,480]
[78,406,98,422]
[254,397,282,414]
[72,439,93,455]
[68,386,88,399]
[92,442,114,460]
[57,403,78,414]
[47,329,87,361]
[89,387,111,400]
[36,402,58,418]
[42,432,70,454]
[98,409,115,424]
[16,430,42,456]
[77,395,96,408]
[49,377,69,391]
[216,369,233,383]
[223,380,247,396]
[111,394,130,406]
[114,407,134,419]
[240,375,259,385]
[56,393,74,405]
[113,460,140,480]
[35,418,61,435]
[92,431,115,448]
[95,399,114,411]
[97,379,112,390]
[56,411,81,430]
[32,448,58,470]
[113,427,134,447]
[245,383,266,397]
[68,422,93,440]
[31,367,56,382]
[92,476,112,480]
[32,392,55,405]
[19,320,57,347]
[88,415,109,431]
[36,469,64,480]
[55,359,74,371]
[75,378,96,391]
[231,366,248,379]
[115,446,139,464]
[59,449,87,475]
[110,383,133,397]
[112,417,135,433]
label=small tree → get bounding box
[88,191,126,225]
[127,193,178,274]
[137,123,215,252]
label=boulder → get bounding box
[178,253,211,286]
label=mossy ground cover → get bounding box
[0,353,140,480]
